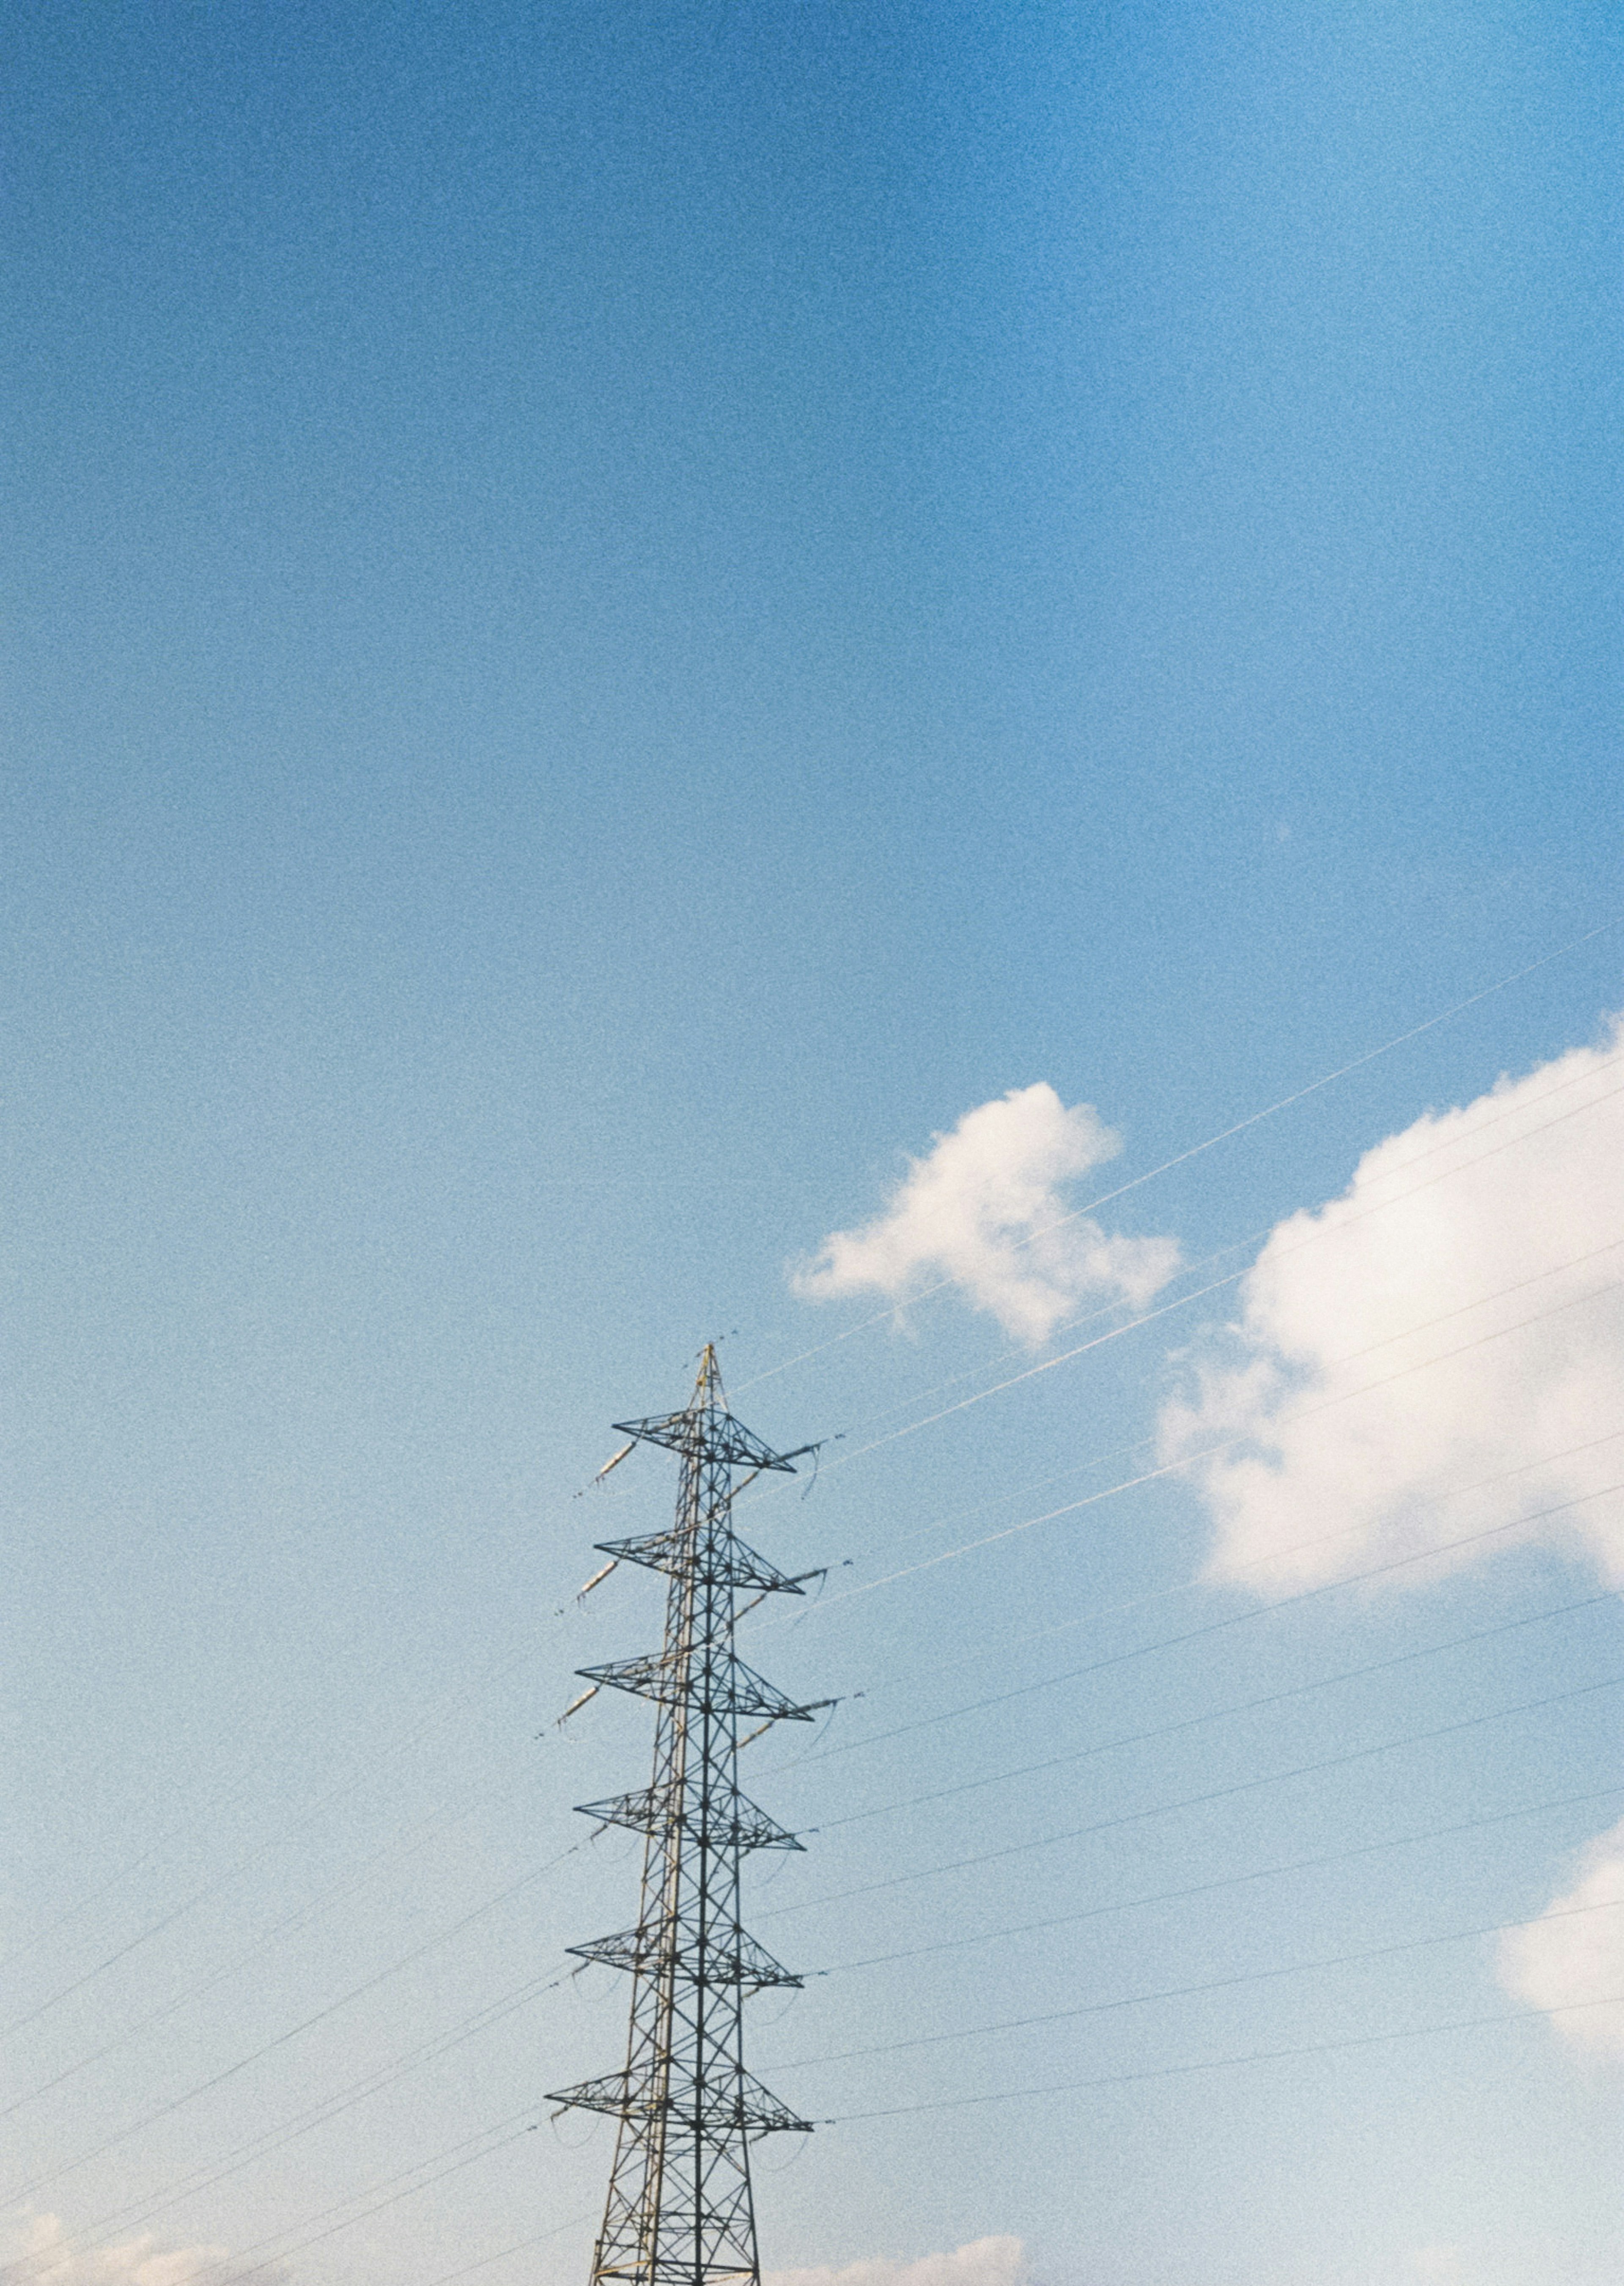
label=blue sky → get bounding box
[3,5,1621,2284]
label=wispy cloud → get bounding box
[793,1084,1180,1345]
[1498,1816,1624,2060]
[766,2235,1027,2286]
[1156,1019,1624,1590]
[0,2217,285,2286]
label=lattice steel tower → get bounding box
[550,1347,822,2286]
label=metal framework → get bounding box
[550,1347,820,2286]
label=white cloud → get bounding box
[1157,1020,1624,1590]
[0,2216,284,2286]
[793,1085,1181,1345]
[1498,1815,1624,2058]
[765,2235,1027,2286]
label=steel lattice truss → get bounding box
[549,1349,819,2286]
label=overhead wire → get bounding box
[826,1989,1624,2124]
[787,1264,1624,1631]
[61,1775,1621,2271]
[204,1174,1603,2249]
[417,2217,594,2286]
[47,1028,1592,2185]
[764,1663,1624,1920]
[775,1894,1624,2072]
[740,1032,1624,1495]
[744,1068,1624,1516]
[0,1770,541,2126]
[56,1964,573,2252]
[3,1840,586,2208]
[818,1779,1624,1977]
[806,1580,1621,1836]
[734,911,1624,1395]
[0,1607,584,2049]
[184,2108,548,2286]
[770,1450,1624,1774]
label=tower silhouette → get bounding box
[550,1347,823,2286]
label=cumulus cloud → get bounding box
[0,2216,284,2286]
[793,1085,1181,1345]
[1498,1815,1624,2058]
[766,2236,1027,2286]
[1157,1019,1624,1589]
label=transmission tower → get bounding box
[550,1346,824,2286]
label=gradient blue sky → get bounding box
[4,6,1622,2285]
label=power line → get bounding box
[764,1665,1624,1921]
[818,1781,1624,1977]
[795,1272,1623,1628]
[51,1554,1619,2267]
[57,1966,571,2253]
[787,1083,1624,1494]
[189,2111,546,2286]
[0,1780,519,2127]
[776,1468,1624,1774]
[53,1573,1619,2265]
[0,1566,581,1987]
[743,1036,1624,1484]
[25,997,1619,2213]
[807,1583,1619,1836]
[24,977,1623,2268]
[0,1621,573,2050]
[737,911,1624,1393]
[417,2217,595,2286]
[3,1841,585,2208]
[776,1896,1624,2071]
[735,1074,1624,1673]
[49,1775,1624,2275]
[826,1990,1624,2124]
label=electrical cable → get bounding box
[742,1037,1624,1494]
[0,1618,575,2049]
[0,1776,527,2125]
[825,1990,1624,2124]
[764,1664,1624,1921]
[793,1268,1624,1632]
[185,2111,546,2286]
[31,979,1624,2262]
[3,1840,585,2207]
[58,1966,571,2252]
[416,2216,594,2286]
[776,1895,1624,2071]
[818,1779,1624,1976]
[756,1082,1624,1512]
[55,1777,1624,2269]
[734,1074,1624,1694]
[735,912,1624,1394]
[773,1463,1624,1776]
[0,1551,588,1986]
[808,1582,1619,1835]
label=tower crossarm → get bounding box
[576,1653,821,1722]
[575,1787,802,1853]
[568,1924,800,1990]
[611,1411,804,1474]
[548,2069,814,2138]
[593,1529,810,1595]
